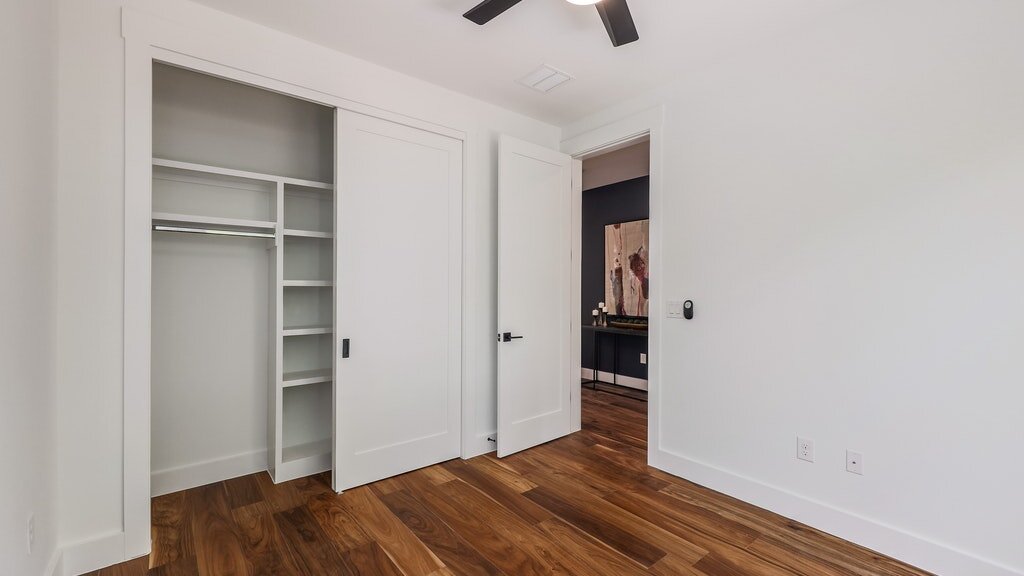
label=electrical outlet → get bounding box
[27,513,34,555]
[667,301,685,318]
[640,353,647,365]
[846,450,864,475]
[797,437,814,462]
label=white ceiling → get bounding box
[190,0,854,125]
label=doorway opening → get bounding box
[578,137,651,438]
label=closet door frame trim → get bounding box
[124,12,470,562]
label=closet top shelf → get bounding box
[153,158,333,191]
[152,211,277,231]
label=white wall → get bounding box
[55,0,559,565]
[565,1,1024,575]
[151,234,271,493]
[0,0,60,574]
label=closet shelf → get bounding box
[283,229,333,239]
[282,438,331,464]
[152,212,276,231]
[283,280,333,287]
[282,369,332,387]
[282,325,333,337]
[153,157,333,190]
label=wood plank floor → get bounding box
[90,388,932,576]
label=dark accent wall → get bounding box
[582,176,649,381]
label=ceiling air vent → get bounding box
[517,65,572,93]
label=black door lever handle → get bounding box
[500,332,524,343]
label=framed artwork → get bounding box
[605,219,650,317]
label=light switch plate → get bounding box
[667,301,685,318]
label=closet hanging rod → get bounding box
[153,225,275,239]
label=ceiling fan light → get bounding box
[566,0,601,5]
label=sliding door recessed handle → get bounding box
[499,332,524,343]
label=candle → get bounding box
[592,309,599,316]
[598,302,605,309]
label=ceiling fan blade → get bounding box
[595,0,639,47]
[463,0,523,25]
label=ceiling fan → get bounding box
[463,0,639,47]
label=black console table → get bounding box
[581,324,648,391]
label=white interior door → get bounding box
[497,134,575,457]
[334,110,463,491]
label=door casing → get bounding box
[560,107,665,465]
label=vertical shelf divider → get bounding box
[273,180,335,483]
[270,180,284,481]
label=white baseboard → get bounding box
[581,368,648,391]
[60,531,124,576]
[45,548,63,576]
[151,449,268,497]
[654,448,1022,576]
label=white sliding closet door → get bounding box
[334,110,463,491]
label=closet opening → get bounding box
[578,137,651,438]
[150,61,336,501]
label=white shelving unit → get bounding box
[282,368,333,388]
[152,157,334,484]
[277,172,335,483]
[282,280,334,287]
[154,157,333,191]
[283,229,333,239]
[282,325,333,337]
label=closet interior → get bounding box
[151,63,336,495]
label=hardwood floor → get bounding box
[90,388,932,576]
[582,380,649,402]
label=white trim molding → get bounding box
[459,130,479,461]
[151,449,269,498]
[59,531,126,576]
[569,158,584,434]
[655,448,1022,576]
[562,106,664,160]
[45,548,63,576]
